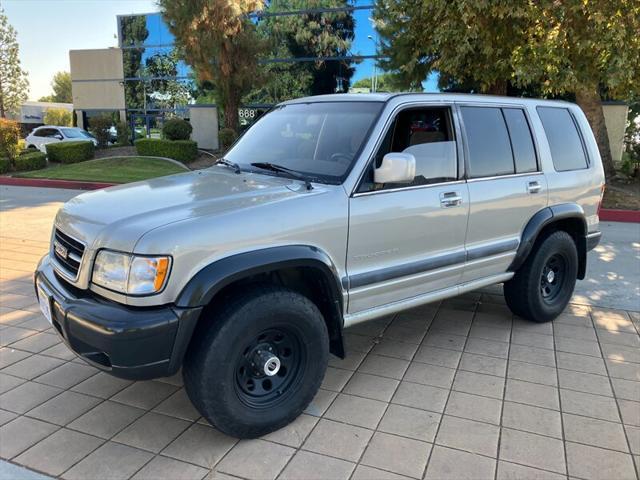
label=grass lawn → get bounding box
[16,156,188,183]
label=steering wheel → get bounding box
[329,153,352,164]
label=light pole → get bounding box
[367,35,378,93]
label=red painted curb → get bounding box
[599,208,640,223]
[0,176,115,190]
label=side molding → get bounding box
[509,204,587,275]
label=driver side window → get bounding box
[359,107,458,192]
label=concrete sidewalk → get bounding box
[1,185,639,480]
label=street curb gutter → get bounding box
[599,208,640,223]
[0,177,115,190]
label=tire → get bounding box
[504,230,578,323]
[183,284,329,438]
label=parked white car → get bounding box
[25,126,98,152]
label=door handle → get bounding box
[527,181,542,194]
[440,192,463,208]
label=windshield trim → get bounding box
[226,101,386,185]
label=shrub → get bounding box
[15,151,47,171]
[116,121,130,146]
[162,118,192,141]
[218,128,238,150]
[89,114,113,148]
[0,157,9,174]
[43,108,72,126]
[0,119,21,166]
[46,141,95,164]
[135,138,198,163]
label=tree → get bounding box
[43,107,72,126]
[374,1,531,95]
[0,6,29,118]
[159,0,265,131]
[513,0,640,180]
[39,71,72,103]
[351,73,408,93]
[375,0,640,180]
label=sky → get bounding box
[3,0,159,100]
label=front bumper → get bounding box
[34,254,202,380]
[586,231,602,251]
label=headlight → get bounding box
[92,250,170,295]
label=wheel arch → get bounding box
[176,245,346,358]
[510,203,588,279]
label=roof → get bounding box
[282,92,574,108]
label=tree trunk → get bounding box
[0,82,5,118]
[485,80,508,96]
[224,96,240,132]
[575,87,616,181]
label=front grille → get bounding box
[53,229,85,279]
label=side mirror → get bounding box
[374,152,416,184]
[54,134,63,140]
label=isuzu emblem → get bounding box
[54,241,68,260]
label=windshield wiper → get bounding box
[250,162,314,190]
[216,157,241,174]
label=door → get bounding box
[347,105,470,313]
[458,105,548,283]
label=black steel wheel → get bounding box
[234,327,305,408]
[183,284,329,438]
[540,253,567,303]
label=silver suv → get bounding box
[35,93,604,438]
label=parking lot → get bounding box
[1,185,639,480]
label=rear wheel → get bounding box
[504,230,578,323]
[183,284,329,438]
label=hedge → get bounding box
[219,128,238,150]
[0,157,9,174]
[135,138,198,164]
[46,141,95,164]
[15,151,47,171]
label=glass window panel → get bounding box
[537,107,588,171]
[461,106,515,178]
[503,108,537,173]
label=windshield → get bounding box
[225,102,383,183]
[61,128,93,139]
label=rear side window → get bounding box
[461,106,514,178]
[503,108,537,173]
[537,107,588,171]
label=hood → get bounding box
[55,168,303,252]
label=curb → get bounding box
[0,177,115,190]
[599,208,640,223]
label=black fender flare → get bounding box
[509,204,588,279]
[175,245,346,357]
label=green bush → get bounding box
[89,114,114,148]
[116,121,130,146]
[162,118,192,140]
[135,138,198,163]
[0,157,10,174]
[218,128,238,150]
[46,141,95,164]
[15,151,47,171]
[0,119,21,165]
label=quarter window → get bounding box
[537,107,588,171]
[503,108,537,173]
[461,107,514,178]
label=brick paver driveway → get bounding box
[1,185,639,480]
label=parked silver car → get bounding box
[25,126,97,152]
[35,93,604,438]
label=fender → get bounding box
[175,245,346,357]
[509,204,588,278]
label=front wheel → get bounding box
[183,284,329,438]
[504,230,578,323]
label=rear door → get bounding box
[347,104,469,313]
[458,104,548,283]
